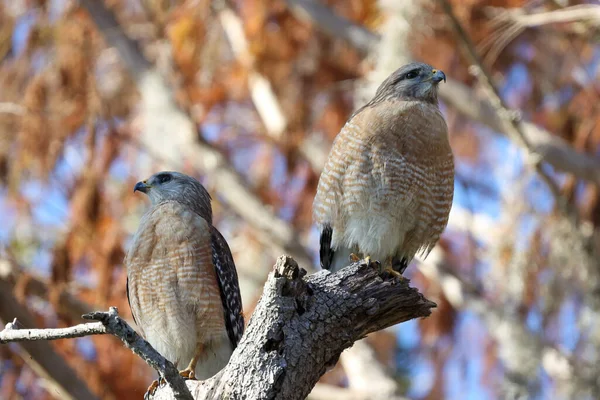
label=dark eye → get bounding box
[156,173,172,184]
[405,70,419,79]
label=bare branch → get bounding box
[439,0,581,222]
[0,296,192,400]
[3,255,433,400]
[82,307,193,400]
[0,279,98,400]
[0,321,106,343]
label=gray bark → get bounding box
[152,256,435,400]
[83,308,193,400]
[0,320,106,343]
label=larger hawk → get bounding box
[313,62,454,274]
[125,171,244,388]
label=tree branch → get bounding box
[81,308,193,400]
[151,256,435,400]
[0,321,106,343]
[0,280,98,400]
[2,255,433,400]
[437,0,579,220]
[0,304,193,400]
[282,0,600,186]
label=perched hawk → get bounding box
[125,171,244,387]
[313,62,454,274]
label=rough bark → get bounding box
[151,256,435,400]
[1,256,432,400]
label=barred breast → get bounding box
[125,201,225,368]
[313,100,453,266]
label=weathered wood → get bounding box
[153,256,435,400]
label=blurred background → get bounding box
[0,0,599,399]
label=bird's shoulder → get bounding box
[351,99,449,156]
[145,200,209,228]
[344,99,432,138]
[129,201,211,253]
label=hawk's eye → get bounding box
[156,174,172,184]
[405,70,419,79]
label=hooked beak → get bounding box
[431,69,446,83]
[134,181,151,193]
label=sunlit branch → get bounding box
[82,308,193,400]
[0,305,193,400]
[0,320,105,343]
[437,0,580,222]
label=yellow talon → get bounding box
[144,378,164,399]
[379,260,405,282]
[179,368,196,380]
[349,253,361,263]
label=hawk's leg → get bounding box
[380,258,406,281]
[350,253,374,267]
[392,257,409,275]
[349,252,362,263]
[179,343,204,380]
[144,377,166,400]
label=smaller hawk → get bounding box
[125,171,244,390]
[313,62,454,275]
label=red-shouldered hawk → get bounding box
[125,171,244,392]
[313,62,454,275]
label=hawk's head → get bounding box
[375,62,446,104]
[134,171,212,222]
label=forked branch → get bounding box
[2,256,434,400]
[152,256,435,400]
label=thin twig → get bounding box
[0,321,106,343]
[278,0,600,185]
[81,307,193,400]
[0,279,99,400]
[438,0,578,222]
[0,305,192,399]
[492,5,600,28]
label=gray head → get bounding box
[134,171,212,223]
[373,62,446,104]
